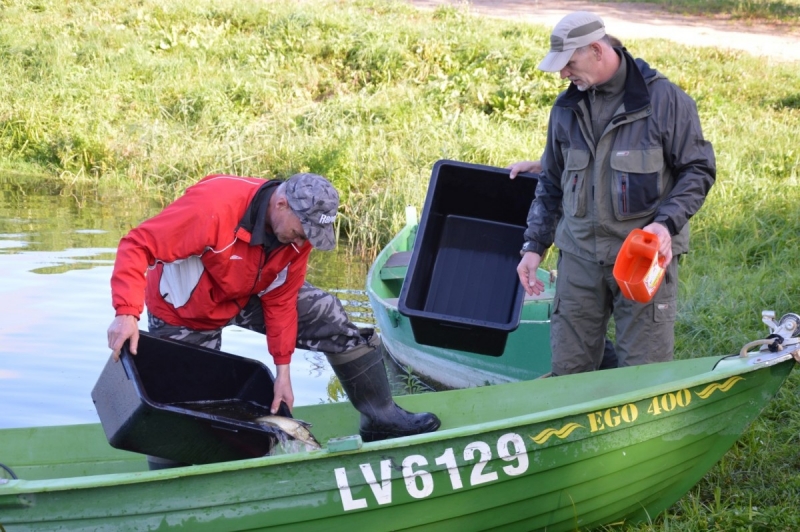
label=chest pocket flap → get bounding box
[610,148,663,174]
[565,149,590,171]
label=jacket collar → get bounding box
[555,48,655,116]
[237,180,283,250]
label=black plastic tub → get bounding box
[91,332,291,465]
[398,160,539,356]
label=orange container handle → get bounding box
[626,233,658,258]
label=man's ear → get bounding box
[591,42,602,61]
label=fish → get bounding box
[254,415,322,452]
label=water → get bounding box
[0,174,371,429]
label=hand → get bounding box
[517,252,545,296]
[107,315,140,361]
[642,222,673,264]
[271,364,294,414]
[507,160,542,179]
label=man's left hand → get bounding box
[271,364,294,414]
[642,222,673,264]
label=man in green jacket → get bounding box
[511,11,716,375]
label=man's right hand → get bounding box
[107,315,139,361]
[507,160,543,179]
[517,252,545,296]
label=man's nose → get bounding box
[560,68,569,79]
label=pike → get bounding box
[255,415,322,452]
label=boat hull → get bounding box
[1,355,794,531]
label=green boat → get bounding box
[1,312,797,531]
[368,208,555,388]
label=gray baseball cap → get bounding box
[538,11,606,72]
[285,173,339,251]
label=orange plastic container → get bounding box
[613,229,666,303]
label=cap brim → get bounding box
[538,49,575,72]
[302,221,336,251]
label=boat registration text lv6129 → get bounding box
[334,432,528,511]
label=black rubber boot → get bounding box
[598,338,619,370]
[327,331,441,442]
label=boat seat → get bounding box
[380,251,412,281]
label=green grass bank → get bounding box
[1,0,799,529]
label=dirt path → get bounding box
[408,0,800,63]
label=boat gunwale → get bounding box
[1,352,793,495]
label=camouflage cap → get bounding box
[285,173,339,251]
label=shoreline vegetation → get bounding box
[1,0,799,529]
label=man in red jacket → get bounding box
[107,173,439,456]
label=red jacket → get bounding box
[111,175,311,365]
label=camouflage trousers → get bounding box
[147,282,364,356]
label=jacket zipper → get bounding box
[233,247,266,312]
[250,248,266,294]
[620,174,628,214]
[571,174,578,211]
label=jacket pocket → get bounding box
[563,150,590,218]
[610,149,663,220]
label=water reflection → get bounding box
[0,174,371,429]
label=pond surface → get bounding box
[0,175,372,429]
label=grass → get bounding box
[1,0,799,529]
[0,0,564,255]
[393,365,435,395]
